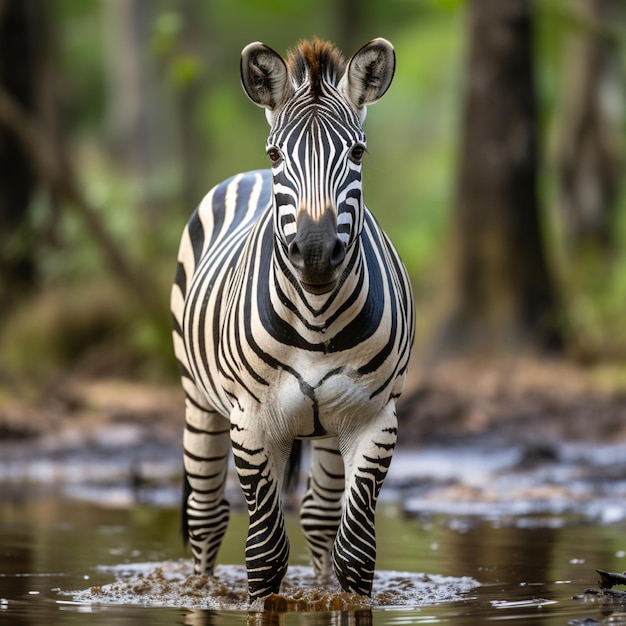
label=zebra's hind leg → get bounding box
[333,403,398,596]
[183,397,231,576]
[300,438,345,583]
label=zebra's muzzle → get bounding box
[300,279,338,295]
[288,210,346,294]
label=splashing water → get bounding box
[64,561,479,612]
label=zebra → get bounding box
[171,37,415,600]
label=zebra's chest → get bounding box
[217,263,404,431]
[268,362,384,438]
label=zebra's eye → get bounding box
[349,144,366,163]
[267,147,282,165]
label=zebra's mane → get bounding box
[287,38,347,100]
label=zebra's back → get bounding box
[171,170,272,415]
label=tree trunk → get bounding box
[0,0,42,312]
[556,0,623,251]
[441,0,560,354]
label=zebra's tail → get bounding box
[284,439,303,492]
[181,468,192,546]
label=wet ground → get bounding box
[1,356,626,623]
[2,493,626,625]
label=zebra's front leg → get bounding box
[230,409,290,600]
[300,438,344,583]
[183,401,231,575]
[333,403,398,595]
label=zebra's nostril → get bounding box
[288,240,305,270]
[330,238,346,269]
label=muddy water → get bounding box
[1,485,625,625]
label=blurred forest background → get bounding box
[1,0,625,392]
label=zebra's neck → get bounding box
[260,228,370,347]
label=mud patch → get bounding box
[63,562,479,611]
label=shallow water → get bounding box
[1,485,625,625]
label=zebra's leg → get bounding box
[300,438,345,583]
[230,409,290,600]
[183,396,231,575]
[332,402,398,595]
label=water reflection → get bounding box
[1,493,625,625]
[242,609,373,626]
[184,609,219,625]
[442,520,559,586]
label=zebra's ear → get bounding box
[339,38,395,112]
[240,42,292,114]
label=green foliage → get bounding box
[55,0,107,130]
[151,10,204,90]
[151,10,183,57]
[4,0,626,382]
[534,0,626,359]
[366,11,464,280]
[559,187,626,361]
[1,277,176,383]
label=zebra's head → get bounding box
[241,38,395,295]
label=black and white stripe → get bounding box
[171,38,414,600]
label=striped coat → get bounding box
[171,38,414,600]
